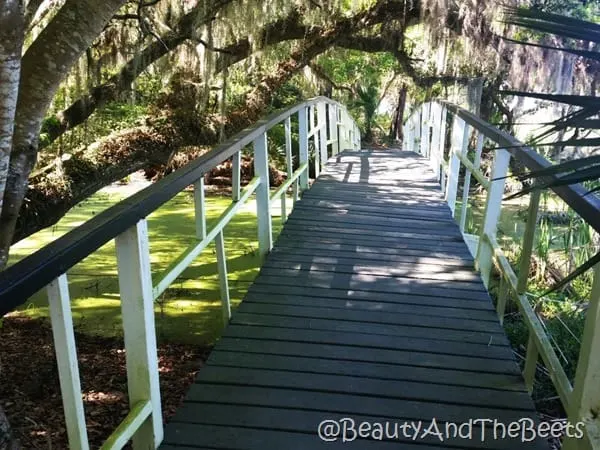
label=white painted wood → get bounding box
[215,230,231,326]
[413,111,421,155]
[100,400,152,450]
[475,148,511,287]
[459,132,484,232]
[318,102,328,168]
[193,178,206,240]
[428,104,441,178]
[232,150,241,202]
[564,263,600,450]
[253,132,273,257]
[406,119,414,153]
[115,219,163,449]
[153,178,260,299]
[438,106,448,188]
[329,104,339,155]
[420,102,431,157]
[446,115,469,216]
[47,274,90,450]
[298,107,309,191]
[284,116,297,203]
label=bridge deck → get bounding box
[161,151,547,449]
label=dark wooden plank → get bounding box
[276,229,473,252]
[287,209,462,232]
[243,289,501,321]
[279,223,466,245]
[206,351,525,391]
[262,254,483,282]
[194,366,533,410]
[214,338,521,375]
[246,283,495,310]
[270,243,474,265]
[166,404,516,449]
[235,302,501,334]
[253,272,491,300]
[182,384,539,428]
[288,213,462,237]
[163,422,452,449]
[230,312,509,346]
[222,324,512,360]
[256,268,488,294]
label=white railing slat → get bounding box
[215,230,231,326]
[253,132,273,257]
[115,219,163,449]
[47,274,90,450]
[194,177,207,240]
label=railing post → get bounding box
[310,105,320,178]
[413,110,421,154]
[47,274,89,450]
[459,132,484,233]
[420,103,431,158]
[439,106,448,191]
[194,178,206,240]
[283,116,293,218]
[232,150,241,202]
[215,231,231,326]
[475,148,511,287]
[429,104,441,179]
[329,104,339,155]
[253,131,273,257]
[298,107,309,192]
[115,219,163,449]
[564,263,600,450]
[495,277,509,325]
[446,115,469,216]
[317,102,328,170]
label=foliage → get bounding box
[351,83,379,142]
[501,6,600,296]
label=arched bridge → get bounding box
[1,97,599,450]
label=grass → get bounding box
[9,188,291,346]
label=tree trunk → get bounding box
[0,0,127,269]
[390,84,407,142]
[0,0,25,270]
[12,1,404,243]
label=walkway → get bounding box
[160,150,548,449]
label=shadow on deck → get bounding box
[161,150,548,449]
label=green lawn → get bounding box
[9,189,290,345]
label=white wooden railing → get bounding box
[0,97,360,449]
[404,100,600,450]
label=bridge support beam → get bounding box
[253,132,273,258]
[115,219,163,449]
[564,263,600,450]
[298,107,309,191]
[446,115,469,217]
[475,148,510,287]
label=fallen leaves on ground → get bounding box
[0,316,210,449]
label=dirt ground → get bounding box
[0,316,210,449]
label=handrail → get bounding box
[0,96,356,316]
[439,101,600,234]
[404,99,600,450]
[0,96,360,450]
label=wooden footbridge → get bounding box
[1,98,599,450]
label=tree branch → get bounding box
[308,63,355,94]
